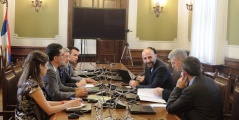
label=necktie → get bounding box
[68,65,71,76]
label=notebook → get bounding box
[129,104,156,114]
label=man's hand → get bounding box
[75,87,88,97]
[136,76,144,82]
[129,80,139,88]
[176,74,188,89]
[85,78,96,83]
[76,79,87,87]
[154,87,164,97]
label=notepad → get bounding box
[66,103,87,111]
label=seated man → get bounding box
[166,57,223,120]
[129,47,174,98]
[59,47,86,87]
[154,48,188,101]
[43,43,88,101]
[67,46,96,83]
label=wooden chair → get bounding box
[0,67,19,120]
[214,74,231,114]
[226,67,239,112]
[11,63,23,80]
[230,79,239,120]
[203,65,230,79]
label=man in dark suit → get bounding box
[67,46,96,83]
[129,47,174,99]
[58,47,86,87]
[154,48,188,101]
[166,57,223,120]
[43,43,88,101]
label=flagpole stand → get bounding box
[120,42,133,66]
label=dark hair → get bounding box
[18,50,49,87]
[182,56,202,76]
[46,43,63,61]
[67,46,80,54]
[146,47,157,54]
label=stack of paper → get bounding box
[137,88,166,103]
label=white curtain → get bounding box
[190,0,228,64]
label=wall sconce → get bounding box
[0,0,7,4]
[186,0,193,11]
[153,0,166,17]
[31,0,42,12]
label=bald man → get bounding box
[129,47,174,98]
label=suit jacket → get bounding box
[137,59,174,101]
[43,62,76,101]
[166,75,223,120]
[59,67,81,87]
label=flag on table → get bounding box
[1,8,11,66]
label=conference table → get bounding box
[50,63,180,120]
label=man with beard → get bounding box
[58,47,86,87]
[129,47,174,93]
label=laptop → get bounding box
[117,69,133,86]
[129,104,156,114]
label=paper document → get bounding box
[137,88,166,103]
[149,104,166,108]
[85,84,94,87]
[66,103,87,111]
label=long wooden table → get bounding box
[50,63,180,120]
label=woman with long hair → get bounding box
[15,50,81,120]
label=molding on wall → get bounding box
[11,34,60,46]
[9,0,68,47]
[227,45,239,59]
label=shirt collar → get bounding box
[189,76,196,86]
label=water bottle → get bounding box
[96,99,103,120]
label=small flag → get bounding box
[1,7,11,66]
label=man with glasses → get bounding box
[58,47,87,87]
[43,43,88,101]
[154,48,188,101]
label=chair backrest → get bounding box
[231,79,239,120]
[214,74,231,114]
[1,67,19,110]
[11,63,23,80]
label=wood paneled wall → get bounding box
[11,46,46,62]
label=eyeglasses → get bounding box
[58,54,66,58]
